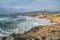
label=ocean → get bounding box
[0,15,52,37]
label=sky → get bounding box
[0,0,60,14]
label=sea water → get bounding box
[0,15,54,37]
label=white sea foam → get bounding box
[0,16,55,37]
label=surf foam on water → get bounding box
[0,15,55,37]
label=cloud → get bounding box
[0,0,60,14]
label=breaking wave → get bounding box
[0,15,52,37]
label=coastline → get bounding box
[0,13,60,40]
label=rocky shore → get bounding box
[0,13,60,40]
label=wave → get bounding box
[0,15,54,37]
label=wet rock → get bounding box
[34,38,39,40]
[41,36,46,40]
[2,36,7,40]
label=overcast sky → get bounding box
[0,0,60,14]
